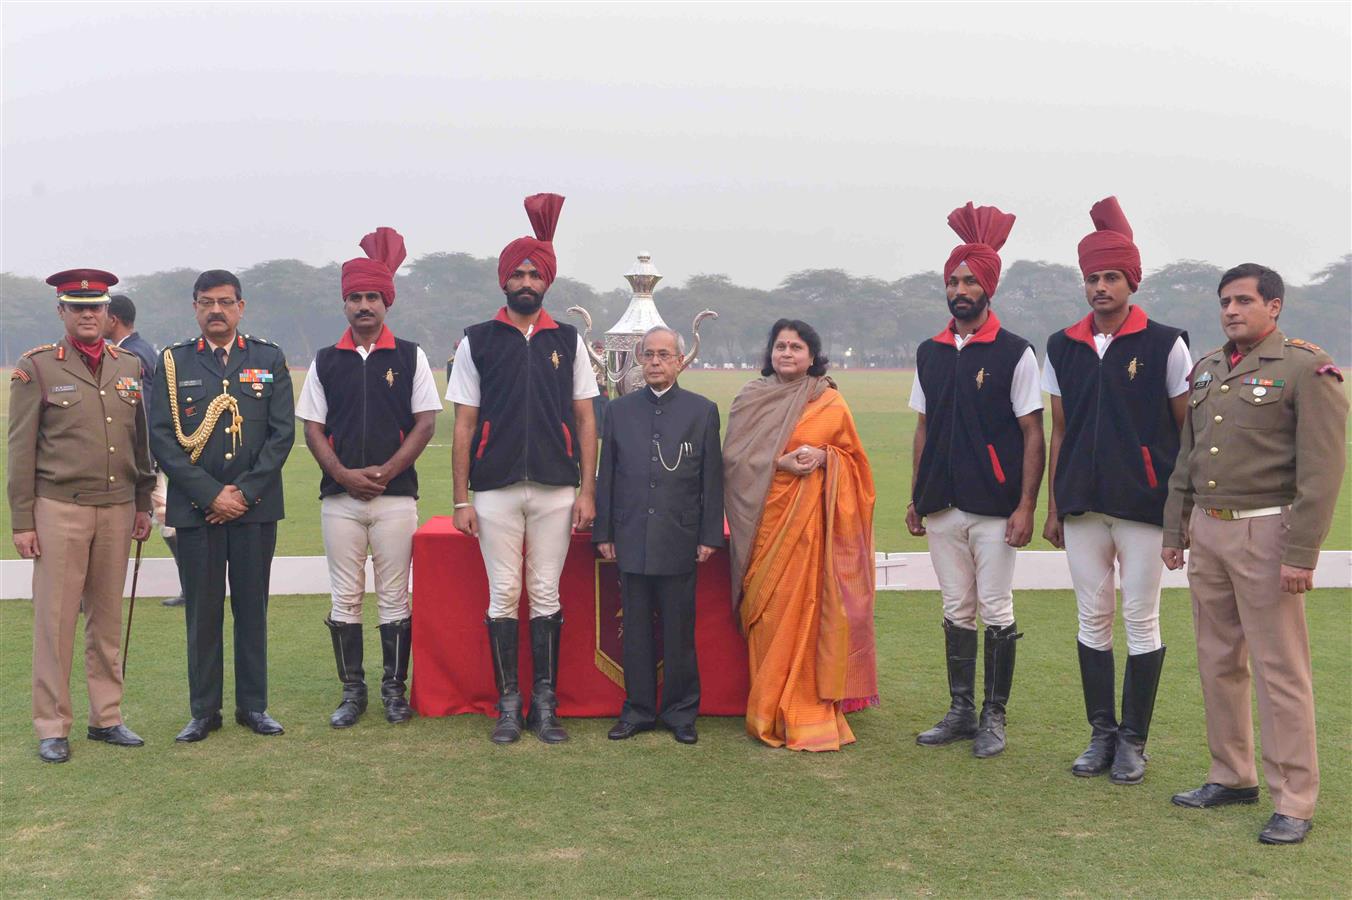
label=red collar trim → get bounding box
[932,311,1002,347]
[493,306,559,332]
[1064,304,1148,349]
[336,324,396,352]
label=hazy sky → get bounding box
[3,2,1349,293]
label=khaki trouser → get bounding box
[31,497,134,739]
[1187,506,1319,819]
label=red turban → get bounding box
[943,202,1016,300]
[498,193,565,290]
[1077,196,1141,290]
[341,227,407,307]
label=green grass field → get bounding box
[0,588,1347,896]
[3,368,1350,559]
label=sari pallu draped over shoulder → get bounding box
[724,376,879,751]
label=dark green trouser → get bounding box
[177,522,277,718]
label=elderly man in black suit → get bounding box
[593,325,724,745]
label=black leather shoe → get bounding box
[671,724,698,745]
[175,713,223,742]
[1258,813,1313,845]
[608,720,654,740]
[1171,782,1260,808]
[235,710,284,735]
[161,595,185,608]
[38,737,70,763]
[87,724,144,747]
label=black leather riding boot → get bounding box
[973,622,1022,758]
[1111,646,1166,785]
[917,619,978,746]
[487,617,524,743]
[378,618,414,724]
[1071,641,1118,776]
[325,618,367,728]
[526,612,568,744]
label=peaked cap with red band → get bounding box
[943,202,1016,300]
[46,268,118,300]
[341,227,406,307]
[1077,196,1142,291]
[498,193,565,290]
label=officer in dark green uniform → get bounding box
[149,269,295,742]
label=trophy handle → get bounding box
[682,309,719,369]
[567,305,608,371]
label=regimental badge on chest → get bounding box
[1193,370,1213,389]
[1127,357,1141,381]
[550,350,561,370]
[385,368,396,387]
[975,367,986,389]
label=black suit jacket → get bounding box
[149,334,295,527]
[593,383,724,575]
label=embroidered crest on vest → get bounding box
[1127,357,1140,381]
[975,367,986,389]
[385,368,396,387]
[551,350,561,370]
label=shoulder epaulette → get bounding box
[1285,338,1323,354]
[21,343,57,359]
[169,337,197,349]
[243,333,277,347]
[106,344,120,359]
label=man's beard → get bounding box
[947,293,989,321]
[505,288,543,315]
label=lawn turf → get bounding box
[0,588,1348,897]
[3,368,1350,559]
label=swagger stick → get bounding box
[121,539,145,679]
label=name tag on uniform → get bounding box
[240,369,273,383]
[1192,371,1213,388]
[50,384,76,393]
[178,378,203,387]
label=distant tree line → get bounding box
[2,253,1348,367]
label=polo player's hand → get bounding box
[572,491,596,531]
[453,505,479,538]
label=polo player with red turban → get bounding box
[446,193,599,745]
[297,226,444,728]
[1042,196,1192,785]
[908,202,1045,760]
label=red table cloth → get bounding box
[409,517,750,717]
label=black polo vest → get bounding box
[913,313,1032,518]
[313,328,420,499]
[465,308,580,492]
[1046,307,1187,526]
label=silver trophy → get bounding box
[569,252,717,397]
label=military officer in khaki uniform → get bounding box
[7,269,155,763]
[1162,263,1348,845]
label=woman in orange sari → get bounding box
[724,319,878,751]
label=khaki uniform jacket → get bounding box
[1162,328,1348,568]
[7,337,155,531]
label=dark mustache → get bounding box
[207,314,227,322]
[355,311,375,318]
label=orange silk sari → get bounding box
[738,388,878,751]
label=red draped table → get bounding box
[409,517,750,717]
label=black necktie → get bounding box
[214,347,227,370]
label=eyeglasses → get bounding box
[641,350,678,362]
[194,298,239,310]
